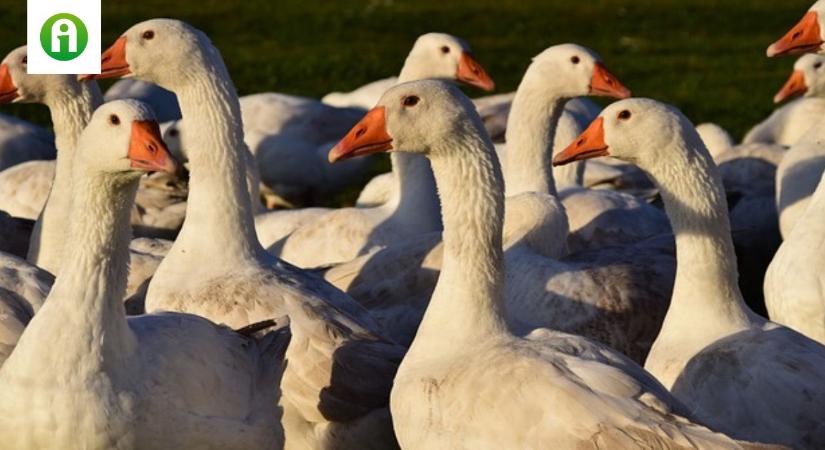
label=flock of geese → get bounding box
[0,2,825,449]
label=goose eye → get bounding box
[142,30,155,40]
[109,114,121,126]
[617,110,632,121]
[440,46,450,54]
[571,56,580,64]
[168,129,179,137]
[816,62,823,70]
[402,95,420,107]
[21,56,27,64]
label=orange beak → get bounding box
[590,63,631,99]
[767,11,824,57]
[328,107,393,163]
[82,36,130,80]
[0,64,19,104]
[129,120,178,174]
[774,70,808,103]
[456,52,495,91]
[552,117,609,166]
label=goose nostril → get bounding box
[148,143,157,153]
[793,31,803,40]
[355,127,366,139]
[577,139,585,146]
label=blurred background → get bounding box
[0,0,814,171]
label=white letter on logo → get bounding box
[51,18,77,53]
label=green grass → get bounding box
[0,0,814,140]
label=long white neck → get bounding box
[409,118,508,356]
[649,133,754,342]
[2,163,137,383]
[164,50,264,265]
[27,80,103,275]
[503,70,567,197]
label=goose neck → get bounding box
[168,54,263,261]
[411,120,508,353]
[503,74,567,197]
[651,138,753,332]
[4,166,138,381]
[28,81,103,274]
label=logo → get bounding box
[27,0,100,74]
[40,13,88,61]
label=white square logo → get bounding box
[27,0,101,74]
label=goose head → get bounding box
[329,80,483,162]
[767,1,825,57]
[774,54,825,102]
[401,33,495,91]
[0,46,87,104]
[87,19,212,90]
[552,98,703,172]
[76,100,178,178]
[523,44,630,99]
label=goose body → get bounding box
[765,167,825,343]
[332,80,759,449]
[555,98,825,448]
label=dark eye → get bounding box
[402,95,420,107]
[168,129,179,137]
[571,56,580,64]
[618,110,632,120]
[109,114,121,126]
[816,62,823,70]
[142,30,155,40]
[440,46,450,54]
[21,56,27,64]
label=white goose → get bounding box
[500,44,670,252]
[0,46,101,275]
[766,1,825,238]
[331,79,765,449]
[270,34,495,266]
[94,20,406,448]
[744,54,825,146]
[554,98,825,448]
[0,100,286,450]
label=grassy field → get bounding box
[0,0,814,139]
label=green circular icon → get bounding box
[40,13,88,61]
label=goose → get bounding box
[93,21,406,448]
[270,33,495,266]
[0,99,287,450]
[744,54,825,146]
[0,159,53,220]
[331,79,765,450]
[696,122,734,158]
[767,2,825,238]
[500,44,670,253]
[0,46,175,294]
[0,46,103,275]
[0,112,55,171]
[554,98,825,448]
